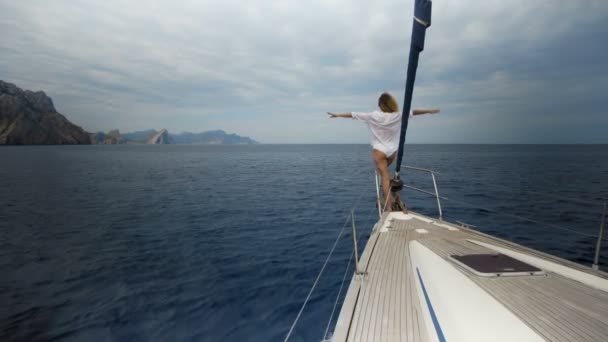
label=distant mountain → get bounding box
[147,129,173,144]
[0,80,90,144]
[172,130,257,145]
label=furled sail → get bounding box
[394,0,433,176]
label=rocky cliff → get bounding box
[0,80,90,144]
[146,128,172,144]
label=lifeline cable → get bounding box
[284,184,370,341]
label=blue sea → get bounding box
[1,144,607,341]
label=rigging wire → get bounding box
[322,205,377,341]
[322,251,353,342]
[439,174,605,207]
[438,195,601,239]
[401,166,606,207]
[400,168,606,239]
[284,185,370,342]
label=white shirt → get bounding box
[352,110,413,156]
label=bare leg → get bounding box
[386,152,396,167]
[372,149,392,212]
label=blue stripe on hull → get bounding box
[416,267,446,342]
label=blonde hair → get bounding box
[378,92,399,113]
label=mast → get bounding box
[394,0,433,179]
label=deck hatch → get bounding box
[450,253,545,277]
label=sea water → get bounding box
[1,144,607,341]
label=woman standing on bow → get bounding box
[328,92,439,211]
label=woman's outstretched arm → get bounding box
[327,112,352,118]
[328,109,440,118]
[412,108,440,116]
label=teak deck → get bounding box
[332,212,608,342]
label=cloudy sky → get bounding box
[1,0,607,143]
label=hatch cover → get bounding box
[449,253,545,277]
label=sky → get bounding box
[1,0,607,143]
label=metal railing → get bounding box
[374,166,608,271]
[374,165,444,220]
[374,172,382,219]
[593,202,607,271]
[350,210,366,275]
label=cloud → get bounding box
[0,0,607,143]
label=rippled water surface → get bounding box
[1,144,607,341]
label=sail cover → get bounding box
[394,0,433,174]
